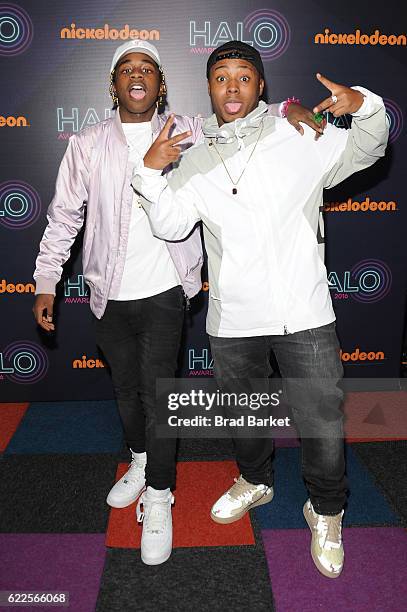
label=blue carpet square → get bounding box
[5,401,124,454]
[253,446,400,528]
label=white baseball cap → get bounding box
[110,40,161,72]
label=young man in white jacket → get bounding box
[133,41,388,577]
[33,40,320,566]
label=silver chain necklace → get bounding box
[209,121,264,195]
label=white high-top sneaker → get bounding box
[106,451,146,508]
[136,486,174,565]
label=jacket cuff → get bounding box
[34,277,57,295]
[351,87,384,117]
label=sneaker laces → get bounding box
[136,494,174,534]
[122,457,145,485]
[227,476,264,503]
[316,512,343,550]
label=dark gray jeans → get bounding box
[209,323,347,515]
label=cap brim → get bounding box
[111,48,160,72]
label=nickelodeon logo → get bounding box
[73,355,105,369]
[314,28,406,46]
[0,115,29,127]
[60,23,159,41]
[0,279,34,294]
[324,197,397,213]
[340,347,385,363]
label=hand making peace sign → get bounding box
[144,115,191,170]
[313,73,365,117]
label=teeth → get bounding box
[131,85,143,91]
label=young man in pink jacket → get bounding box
[33,40,324,566]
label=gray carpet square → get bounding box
[0,454,121,532]
[96,544,274,612]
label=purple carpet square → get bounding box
[0,534,106,612]
[262,527,407,612]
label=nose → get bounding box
[130,67,144,79]
[227,79,239,94]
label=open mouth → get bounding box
[224,101,243,114]
[129,84,146,101]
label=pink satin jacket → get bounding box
[34,110,204,318]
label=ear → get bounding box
[259,78,265,97]
[207,80,211,96]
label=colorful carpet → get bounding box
[0,397,406,612]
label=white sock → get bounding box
[147,486,170,498]
[130,450,147,462]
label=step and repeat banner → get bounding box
[0,0,406,401]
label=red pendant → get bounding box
[232,188,237,195]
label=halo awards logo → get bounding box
[0,181,41,230]
[57,108,113,139]
[64,274,89,304]
[0,3,33,57]
[188,348,214,376]
[383,99,404,144]
[0,341,49,384]
[328,259,392,303]
[189,9,291,60]
[326,98,404,141]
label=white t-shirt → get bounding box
[112,121,180,300]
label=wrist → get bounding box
[142,159,164,174]
[352,91,365,114]
[350,86,376,117]
[280,97,301,118]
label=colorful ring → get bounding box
[313,112,325,124]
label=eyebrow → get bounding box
[214,63,255,71]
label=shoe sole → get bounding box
[303,505,343,579]
[210,489,274,524]
[141,548,172,566]
[106,485,146,509]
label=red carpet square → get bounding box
[0,403,29,451]
[344,391,407,442]
[106,460,255,548]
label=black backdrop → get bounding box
[0,0,406,401]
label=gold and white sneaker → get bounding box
[303,499,344,578]
[211,475,273,524]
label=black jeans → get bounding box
[209,323,347,515]
[94,286,184,490]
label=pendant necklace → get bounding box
[209,121,264,195]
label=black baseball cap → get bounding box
[206,40,264,79]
